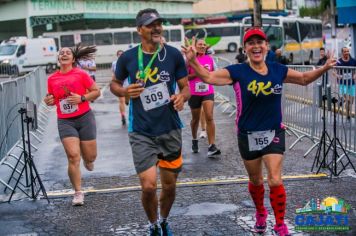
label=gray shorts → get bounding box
[128,129,183,174]
[57,110,96,141]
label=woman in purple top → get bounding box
[182,28,336,236]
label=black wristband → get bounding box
[81,95,86,102]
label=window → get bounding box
[95,33,112,45]
[265,26,283,48]
[221,27,240,36]
[133,32,140,43]
[114,32,131,44]
[80,34,94,46]
[194,28,206,38]
[207,28,222,37]
[0,45,17,56]
[283,22,297,41]
[163,31,169,41]
[170,30,182,42]
[16,45,25,57]
[60,35,75,47]
[185,29,194,38]
[244,18,279,26]
[54,38,59,50]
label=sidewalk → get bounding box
[0,85,355,235]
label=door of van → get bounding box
[15,45,26,73]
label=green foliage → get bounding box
[299,0,330,18]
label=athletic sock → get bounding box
[149,220,160,227]
[269,184,286,226]
[248,182,266,213]
[159,217,167,224]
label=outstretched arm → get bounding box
[285,54,337,85]
[182,37,233,86]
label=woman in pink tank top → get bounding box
[187,39,221,158]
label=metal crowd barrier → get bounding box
[285,66,356,157]
[96,63,114,82]
[0,67,48,160]
[212,57,356,159]
[213,57,237,116]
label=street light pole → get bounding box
[253,0,262,27]
[330,0,338,57]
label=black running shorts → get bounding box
[237,128,285,160]
[188,94,214,109]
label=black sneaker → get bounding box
[207,144,221,157]
[122,116,126,126]
[149,224,162,236]
[160,220,173,236]
[192,139,199,153]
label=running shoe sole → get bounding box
[207,149,221,157]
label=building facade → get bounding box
[0,0,198,41]
[192,0,286,15]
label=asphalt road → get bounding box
[0,56,355,235]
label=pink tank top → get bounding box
[188,55,215,96]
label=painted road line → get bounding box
[46,173,328,197]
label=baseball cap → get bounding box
[136,9,164,27]
[243,27,267,44]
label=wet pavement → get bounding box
[0,79,355,235]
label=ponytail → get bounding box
[71,43,97,66]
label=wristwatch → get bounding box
[81,95,87,102]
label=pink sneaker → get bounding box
[273,223,291,236]
[254,209,268,233]
[72,191,84,206]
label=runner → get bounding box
[334,47,356,119]
[188,38,221,157]
[111,49,127,126]
[110,8,190,236]
[43,44,101,206]
[182,28,336,236]
[78,55,97,81]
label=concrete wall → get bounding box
[0,0,27,21]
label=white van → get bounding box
[0,37,57,75]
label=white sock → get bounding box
[149,220,160,227]
[159,217,167,223]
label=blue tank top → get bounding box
[225,62,288,133]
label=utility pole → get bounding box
[330,0,336,39]
[253,0,262,27]
[330,0,338,57]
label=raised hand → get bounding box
[181,37,197,63]
[324,50,337,70]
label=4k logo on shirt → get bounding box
[135,67,160,84]
[247,80,273,96]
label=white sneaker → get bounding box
[72,191,84,206]
[199,130,207,139]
